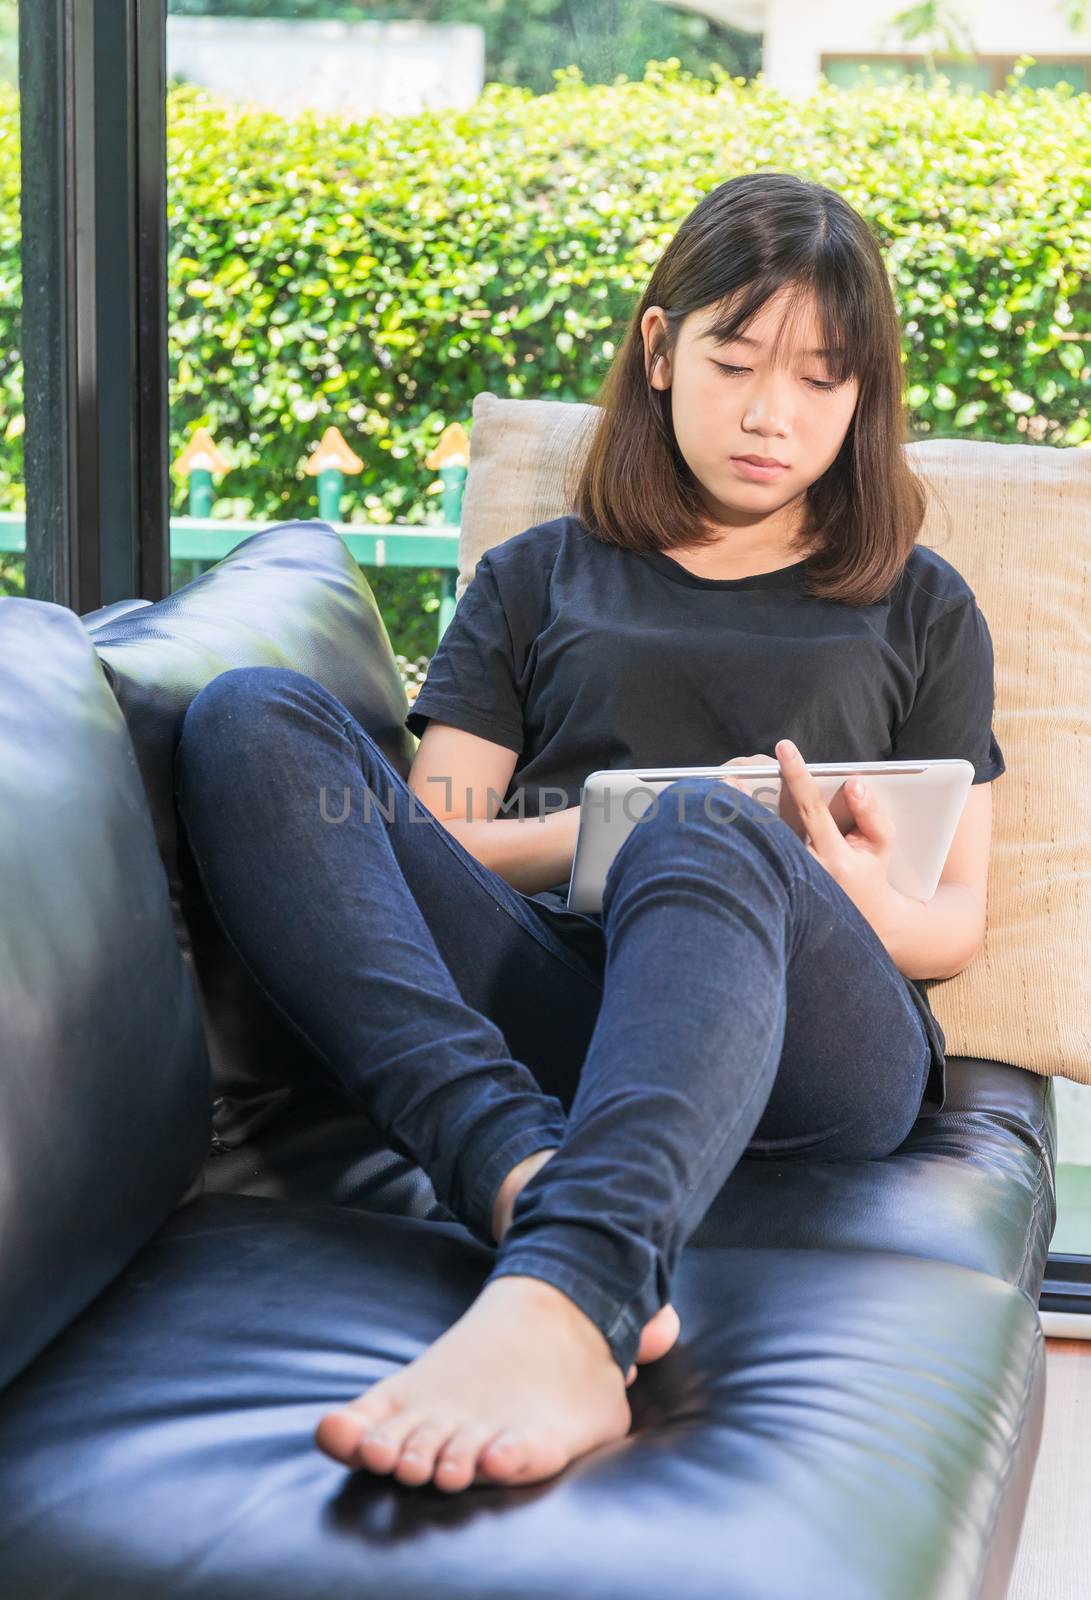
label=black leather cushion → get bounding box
[84,522,417,1150]
[201,1083,456,1225]
[201,1055,1056,1305]
[78,597,153,631]
[0,1191,1045,1600]
[0,600,209,1390]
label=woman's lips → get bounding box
[730,456,790,481]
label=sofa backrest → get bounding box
[85,520,417,1147]
[457,392,1091,1086]
[0,601,209,1392]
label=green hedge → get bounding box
[1,61,1089,642]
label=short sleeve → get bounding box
[891,596,1006,784]
[404,552,525,753]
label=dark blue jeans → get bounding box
[174,666,931,1379]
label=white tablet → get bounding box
[566,758,975,914]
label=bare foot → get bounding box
[492,1147,682,1388]
[314,1274,632,1491]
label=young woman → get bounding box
[175,171,1005,1497]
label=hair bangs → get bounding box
[693,273,866,389]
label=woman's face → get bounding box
[641,285,860,535]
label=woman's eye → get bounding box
[712,361,840,391]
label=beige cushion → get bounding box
[459,390,1091,1084]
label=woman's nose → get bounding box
[742,406,791,434]
[741,380,794,432]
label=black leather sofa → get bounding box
[0,523,1054,1599]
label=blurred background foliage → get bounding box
[166,0,762,96]
[1,56,1089,649]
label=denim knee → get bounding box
[182,665,355,757]
[605,776,779,880]
[600,776,806,933]
[184,665,318,734]
[176,666,339,803]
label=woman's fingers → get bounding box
[774,740,847,862]
[717,753,778,792]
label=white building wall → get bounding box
[166,17,485,119]
[763,0,1087,95]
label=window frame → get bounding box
[18,0,169,612]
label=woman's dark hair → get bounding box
[569,172,927,607]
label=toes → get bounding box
[354,1408,426,1474]
[393,1420,455,1487]
[479,1427,569,1486]
[478,1427,530,1481]
[432,1423,495,1493]
[635,1301,682,1365]
[314,1387,401,1467]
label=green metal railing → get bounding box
[0,513,461,647]
[0,422,471,649]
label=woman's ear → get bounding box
[641,306,672,391]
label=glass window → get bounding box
[823,58,918,90]
[1054,1084,1091,1253]
[1021,61,1087,91]
[823,56,992,92]
[163,0,758,691]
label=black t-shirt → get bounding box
[406,514,1007,1114]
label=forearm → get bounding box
[875,883,985,981]
[440,804,582,896]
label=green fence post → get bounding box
[305,426,363,522]
[176,427,231,516]
[187,467,213,518]
[438,463,467,525]
[425,423,470,647]
[174,427,232,586]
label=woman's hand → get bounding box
[717,753,778,791]
[769,739,902,940]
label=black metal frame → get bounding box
[1039,1253,1091,1317]
[19,0,168,613]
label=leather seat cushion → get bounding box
[200,1056,1057,1303]
[0,1192,1045,1600]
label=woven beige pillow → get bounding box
[457,391,1091,1083]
